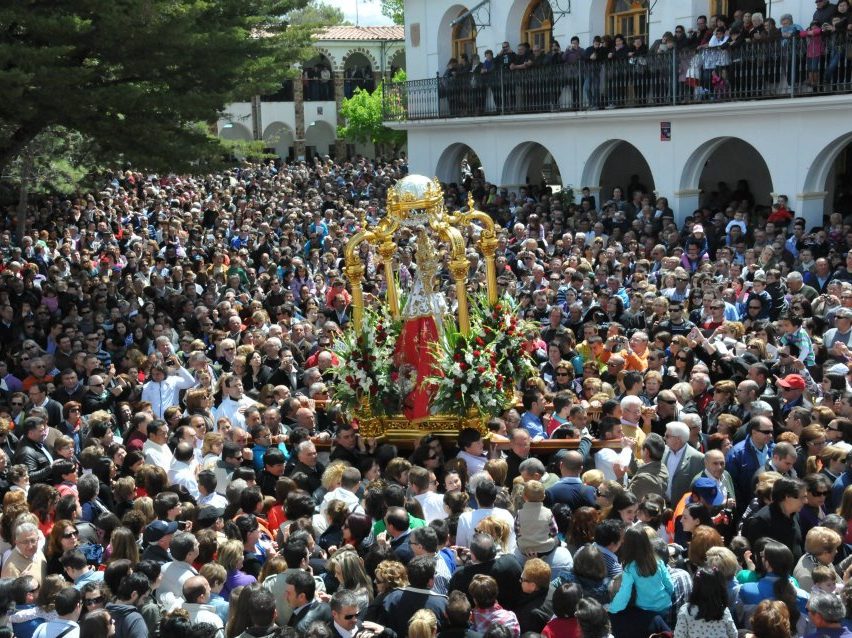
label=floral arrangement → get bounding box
[427,296,535,417]
[474,295,537,388]
[331,306,412,416]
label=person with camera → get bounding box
[140,353,196,420]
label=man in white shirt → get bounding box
[214,374,257,431]
[168,443,200,500]
[409,466,445,523]
[158,532,200,603]
[456,428,488,476]
[320,467,362,516]
[32,585,82,638]
[454,477,516,552]
[182,575,224,631]
[140,358,196,419]
[142,420,174,468]
[198,470,229,508]
[594,419,634,484]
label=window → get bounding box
[452,12,477,62]
[606,0,648,39]
[709,1,767,21]
[523,0,553,51]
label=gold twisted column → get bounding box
[478,234,499,305]
[449,257,470,335]
[377,238,400,320]
[344,261,366,333]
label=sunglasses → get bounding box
[63,530,79,539]
[756,429,774,435]
[343,614,358,620]
[811,491,829,497]
[84,596,104,606]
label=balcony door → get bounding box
[606,0,648,39]
[709,0,767,21]
[452,12,477,63]
[523,0,553,51]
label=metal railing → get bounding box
[303,78,335,102]
[383,34,852,121]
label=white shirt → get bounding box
[594,447,633,483]
[141,367,197,419]
[168,460,200,499]
[185,603,224,629]
[320,486,362,516]
[32,619,80,638]
[158,560,198,603]
[457,450,487,476]
[214,394,257,431]
[143,439,174,468]
[455,507,516,552]
[334,622,354,638]
[198,492,229,508]
[414,491,446,524]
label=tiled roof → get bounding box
[315,26,404,41]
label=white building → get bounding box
[218,26,405,161]
[389,0,852,227]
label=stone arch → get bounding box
[389,47,406,73]
[803,132,852,194]
[305,120,337,157]
[308,47,339,72]
[505,0,534,47]
[438,4,471,70]
[218,122,252,141]
[500,141,563,190]
[436,142,485,183]
[342,47,379,72]
[262,122,295,159]
[580,139,655,198]
[681,137,773,206]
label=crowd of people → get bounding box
[0,144,849,638]
[436,1,852,116]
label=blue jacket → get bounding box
[832,471,852,512]
[726,436,773,514]
[737,575,808,628]
[609,559,674,614]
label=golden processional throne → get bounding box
[337,174,506,441]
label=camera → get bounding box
[177,521,188,531]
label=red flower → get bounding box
[477,366,486,374]
[476,337,485,346]
[459,363,468,371]
[473,350,481,357]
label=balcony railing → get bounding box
[383,35,852,121]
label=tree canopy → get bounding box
[0,0,315,173]
[378,0,405,25]
[287,1,350,27]
[338,71,407,152]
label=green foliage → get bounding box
[287,1,350,27]
[379,0,405,25]
[220,139,278,163]
[338,70,407,151]
[3,126,99,196]
[0,0,315,174]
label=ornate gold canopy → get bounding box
[342,175,500,439]
[344,175,499,337]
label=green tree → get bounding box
[379,0,405,25]
[0,0,315,173]
[338,70,407,154]
[287,1,350,26]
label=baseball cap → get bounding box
[143,520,179,544]
[692,477,724,506]
[776,374,806,390]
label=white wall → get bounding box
[398,93,852,228]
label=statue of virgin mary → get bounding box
[394,230,448,420]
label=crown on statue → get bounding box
[386,174,444,228]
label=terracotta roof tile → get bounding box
[315,26,404,41]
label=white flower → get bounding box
[461,384,468,393]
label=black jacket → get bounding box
[379,587,448,637]
[106,603,149,638]
[515,589,553,634]
[447,554,523,610]
[289,601,331,633]
[15,437,53,483]
[742,502,803,562]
